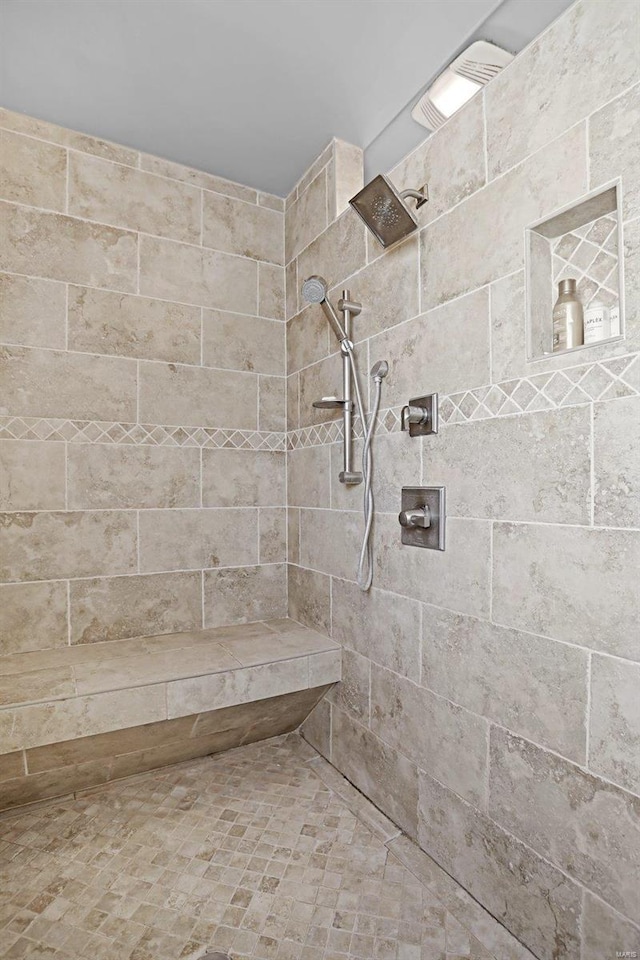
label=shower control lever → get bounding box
[399,486,446,551]
[399,505,431,529]
[401,393,438,437]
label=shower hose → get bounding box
[343,344,384,591]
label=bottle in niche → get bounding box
[584,300,610,344]
[609,303,620,337]
[553,278,583,352]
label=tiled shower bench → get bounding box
[0,619,341,813]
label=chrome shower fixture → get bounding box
[301,275,349,343]
[349,174,428,249]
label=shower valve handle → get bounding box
[399,506,431,529]
[401,404,430,430]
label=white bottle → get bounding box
[583,300,610,344]
[609,303,620,337]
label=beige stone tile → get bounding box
[390,94,485,226]
[375,513,491,618]
[68,152,201,242]
[285,258,298,321]
[139,152,256,201]
[308,649,341,686]
[590,83,640,220]
[371,664,487,806]
[329,139,363,220]
[492,523,640,660]
[420,124,587,310]
[0,581,68,655]
[258,374,286,431]
[166,657,308,718]
[287,302,330,375]
[138,360,257,429]
[258,261,285,321]
[67,443,200,509]
[299,508,362,582]
[331,707,418,839]
[309,753,400,843]
[0,510,137,583]
[298,353,343,428]
[589,653,640,794]
[0,440,65,510]
[202,310,284,375]
[259,192,284,213]
[300,698,331,759]
[285,169,327,263]
[417,770,582,960]
[0,684,166,751]
[422,605,588,763]
[202,449,285,507]
[332,579,420,680]
[0,345,137,420]
[370,288,490,405]
[191,686,326,740]
[328,647,368,722]
[287,506,300,565]
[139,234,257,311]
[203,564,287,626]
[259,507,286,563]
[287,445,331,508]
[287,564,330,634]
[219,626,336,667]
[68,286,201,363]
[594,396,640,528]
[428,406,591,524]
[489,727,639,919]
[0,201,138,291]
[0,107,139,166]
[69,571,202,645]
[0,128,66,210]
[203,191,283,264]
[0,759,112,811]
[581,893,640,960]
[287,372,299,431]
[485,0,640,178]
[0,272,66,349]
[138,508,258,573]
[368,430,421,516]
[0,665,75,707]
[297,210,367,293]
[0,750,24,781]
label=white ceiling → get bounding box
[0,0,573,196]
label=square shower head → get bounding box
[349,174,418,248]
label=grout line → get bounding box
[66,580,71,647]
[585,652,592,771]
[201,570,206,628]
[136,511,141,574]
[589,402,595,526]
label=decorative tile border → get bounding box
[288,352,640,448]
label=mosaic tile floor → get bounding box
[0,735,522,960]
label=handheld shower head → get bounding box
[349,174,428,249]
[301,275,348,343]
[370,360,389,381]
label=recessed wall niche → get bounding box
[526,182,625,360]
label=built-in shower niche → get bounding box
[526,182,624,360]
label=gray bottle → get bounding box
[553,278,584,351]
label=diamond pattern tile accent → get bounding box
[552,212,619,310]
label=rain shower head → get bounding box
[301,275,348,343]
[349,174,428,249]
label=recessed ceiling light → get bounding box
[412,40,513,132]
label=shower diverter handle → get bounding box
[398,505,431,529]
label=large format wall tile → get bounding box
[258,261,285,321]
[287,303,330,375]
[138,509,258,572]
[203,310,285,375]
[67,444,200,509]
[69,572,202,644]
[0,581,68,654]
[370,664,488,806]
[299,508,362,582]
[369,429,421,516]
[0,107,139,166]
[298,352,343,428]
[427,406,591,524]
[590,83,640,222]
[139,234,257,311]
[0,129,66,211]
[0,440,66,511]
[0,202,138,291]
[418,771,582,960]
[489,727,640,920]
[259,507,286,563]
[287,564,331,634]
[329,647,369,722]
[258,375,285,432]
[202,449,285,507]
[287,445,331,508]
[581,893,640,960]
[138,360,257,429]
[594,395,640,528]
[203,192,283,265]
[0,345,137,420]
[493,523,640,660]
[297,211,367,293]
[421,606,588,762]
[68,286,202,364]
[343,235,419,342]
[0,511,137,583]
[203,564,287,627]
[0,272,66,349]
[285,169,327,263]
[589,654,640,795]
[140,152,256,202]
[68,152,201,242]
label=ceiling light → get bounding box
[412,40,513,132]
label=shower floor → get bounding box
[0,735,529,960]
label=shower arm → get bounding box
[400,187,429,209]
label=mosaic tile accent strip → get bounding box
[0,418,286,451]
[552,211,620,310]
[288,353,640,448]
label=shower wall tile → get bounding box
[202,449,285,507]
[138,360,258,429]
[0,107,139,166]
[203,310,285,375]
[258,507,286,563]
[298,352,343,428]
[285,258,298,321]
[0,582,69,655]
[139,235,257,311]
[593,395,640,528]
[203,563,288,627]
[589,83,640,221]
[328,139,364,221]
[342,234,419,342]
[369,429,421,515]
[420,124,587,310]
[287,563,331,634]
[421,606,588,762]
[484,0,639,179]
[67,443,201,509]
[581,894,640,960]
[0,510,137,583]
[297,210,367,294]
[299,508,362,582]
[258,262,285,320]
[0,201,138,291]
[287,507,300,566]
[285,168,327,263]
[287,302,330,374]
[0,273,66,349]
[300,697,331,758]
[328,647,369,723]
[0,128,67,211]
[203,191,284,265]
[138,508,258,573]
[286,372,299,431]
[589,653,640,794]
[492,523,640,661]
[0,346,137,421]
[287,445,331,508]
[417,771,582,960]
[489,727,640,917]
[0,439,66,511]
[258,374,286,431]
[139,152,257,202]
[68,286,202,364]
[68,152,201,243]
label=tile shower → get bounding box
[0,2,639,960]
